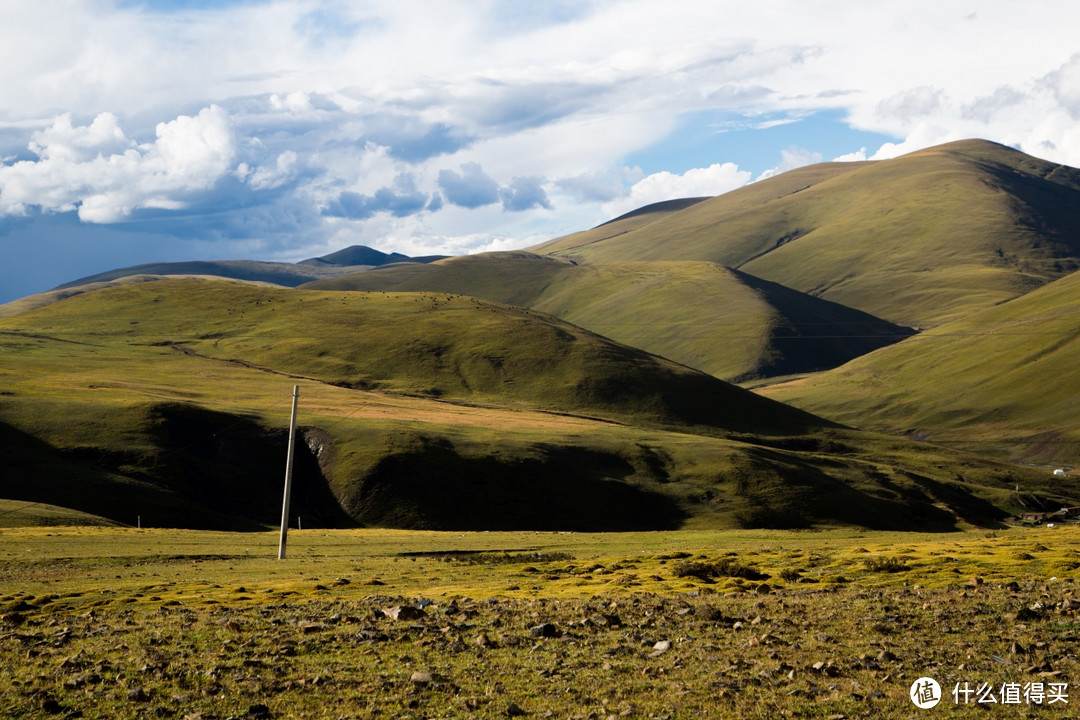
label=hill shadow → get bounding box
[0,406,356,530]
[145,403,356,530]
[730,446,1006,531]
[343,435,688,531]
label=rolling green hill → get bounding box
[759,268,1080,466]
[306,252,912,381]
[534,139,1080,328]
[1,277,1066,532]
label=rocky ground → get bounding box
[2,578,1078,719]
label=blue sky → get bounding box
[3,1,1080,303]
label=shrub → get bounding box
[672,557,769,581]
[863,556,911,573]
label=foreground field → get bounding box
[2,526,1079,719]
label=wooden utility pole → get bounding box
[278,385,299,560]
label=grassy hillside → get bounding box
[759,268,1080,466]
[534,140,1080,328]
[0,277,1073,532]
[11,278,817,433]
[307,252,913,381]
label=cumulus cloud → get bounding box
[500,176,551,212]
[833,148,869,162]
[1044,53,1080,119]
[241,150,299,191]
[437,162,501,208]
[756,147,823,181]
[9,0,1080,304]
[876,86,945,125]
[602,163,751,218]
[0,105,235,223]
[322,173,429,220]
[962,86,1027,122]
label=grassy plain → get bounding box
[2,525,1080,719]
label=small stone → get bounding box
[384,605,425,621]
[650,640,671,657]
[127,687,149,702]
[474,633,493,648]
[410,671,434,684]
[529,623,559,638]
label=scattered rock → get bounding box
[529,623,559,638]
[383,605,425,621]
[811,661,840,677]
[410,671,434,685]
[127,687,149,702]
[650,640,671,657]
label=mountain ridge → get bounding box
[51,245,444,292]
[533,139,1080,328]
[306,252,915,381]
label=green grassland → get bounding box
[534,139,1080,329]
[306,253,912,382]
[759,266,1080,466]
[1,277,1070,532]
[3,525,1080,719]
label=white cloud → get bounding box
[876,86,945,127]
[833,148,868,162]
[1044,52,1080,119]
[8,0,1080,302]
[756,147,824,182]
[602,163,751,218]
[246,150,299,190]
[0,105,235,222]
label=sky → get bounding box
[3,1,1080,303]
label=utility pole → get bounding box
[278,385,299,560]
